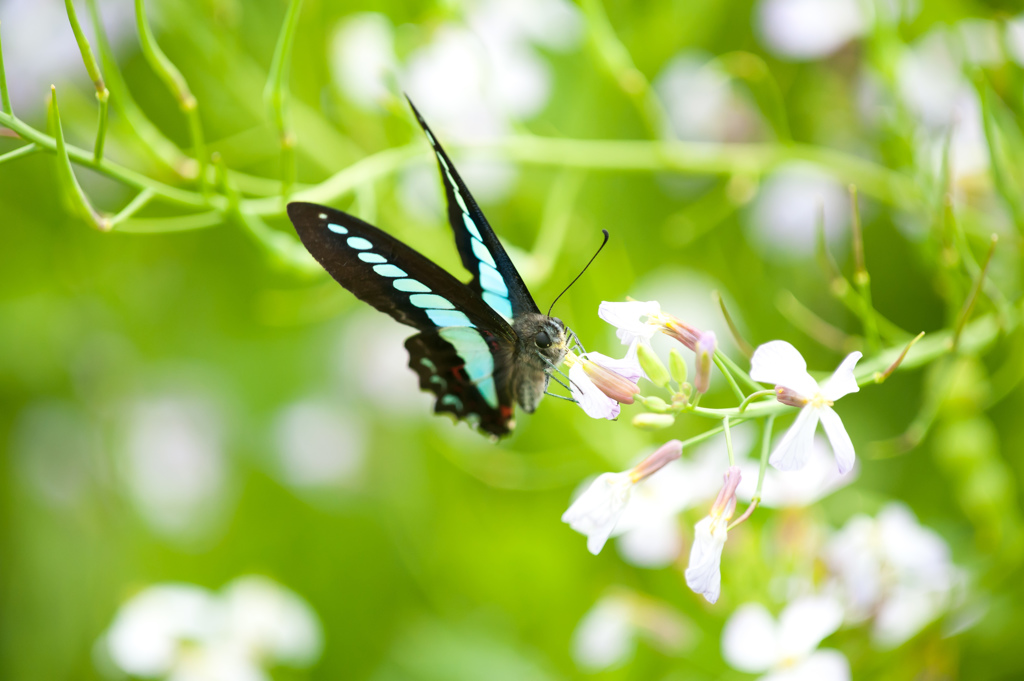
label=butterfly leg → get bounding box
[544,391,577,402]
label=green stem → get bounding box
[0,109,211,208]
[755,415,774,498]
[48,86,110,231]
[0,21,11,115]
[739,389,776,412]
[849,185,880,352]
[264,0,304,202]
[134,0,207,191]
[714,354,746,402]
[715,350,762,394]
[724,416,734,466]
[94,89,109,163]
[0,143,37,165]
[109,188,156,227]
[115,211,223,233]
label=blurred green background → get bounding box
[3,0,1024,678]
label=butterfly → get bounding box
[287,99,571,438]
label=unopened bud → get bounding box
[662,317,701,350]
[631,413,676,430]
[775,386,809,407]
[637,344,670,388]
[710,466,742,520]
[669,348,688,386]
[582,358,641,404]
[629,439,683,482]
[694,331,717,394]
[639,395,671,413]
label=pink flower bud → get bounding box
[661,316,702,351]
[629,439,683,482]
[775,386,810,407]
[710,466,742,520]
[694,331,717,394]
[582,358,641,404]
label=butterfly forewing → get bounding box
[406,97,541,323]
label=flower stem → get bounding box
[0,143,37,165]
[264,0,304,203]
[0,22,11,115]
[724,416,734,466]
[714,290,753,357]
[48,86,110,231]
[739,389,776,412]
[953,234,998,352]
[714,354,746,402]
[849,185,880,352]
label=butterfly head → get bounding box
[515,314,569,369]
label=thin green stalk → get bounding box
[115,211,223,233]
[264,0,304,202]
[134,0,207,191]
[64,0,110,162]
[952,234,998,352]
[776,289,853,353]
[714,350,762,394]
[109,188,156,227]
[850,185,880,352]
[714,354,746,402]
[738,389,776,412]
[580,0,669,138]
[0,143,37,165]
[724,416,734,466]
[714,290,753,357]
[0,22,10,115]
[48,86,110,231]
[755,415,774,498]
[0,109,210,208]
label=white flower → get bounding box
[685,466,742,604]
[329,13,399,110]
[273,399,365,490]
[598,300,664,358]
[756,0,868,61]
[101,577,323,681]
[563,441,683,554]
[567,351,642,420]
[722,596,848,681]
[737,434,857,509]
[571,591,693,672]
[823,503,961,648]
[749,341,862,475]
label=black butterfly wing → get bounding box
[287,201,518,436]
[406,328,515,438]
[406,97,541,322]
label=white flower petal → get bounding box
[872,586,945,649]
[821,351,862,401]
[818,407,855,475]
[750,341,819,397]
[762,649,850,681]
[569,362,620,420]
[769,406,819,471]
[684,517,727,603]
[588,351,645,384]
[570,595,635,671]
[778,595,844,660]
[721,603,780,672]
[598,300,662,347]
[562,472,634,554]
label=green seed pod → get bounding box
[640,395,670,413]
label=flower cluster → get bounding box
[99,576,322,681]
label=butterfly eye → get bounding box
[535,330,552,349]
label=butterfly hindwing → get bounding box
[406,97,541,323]
[406,328,515,438]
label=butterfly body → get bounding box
[287,100,568,438]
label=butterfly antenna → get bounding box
[547,230,610,317]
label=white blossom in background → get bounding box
[750,341,862,475]
[101,577,322,681]
[571,591,692,672]
[329,13,399,110]
[737,434,857,509]
[685,466,742,604]
[562,440,683,555]
[273,399,365,489]
[722,596,848,681]
[957,19,1004,67]
[756,0,867,61]
[897,29,989,191]
[823,503,962,648]
[120,395,229,540]
[1007,15,1024,67]
[654,52,763,143]
[329,0,583,210]
[744,163,850,258]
